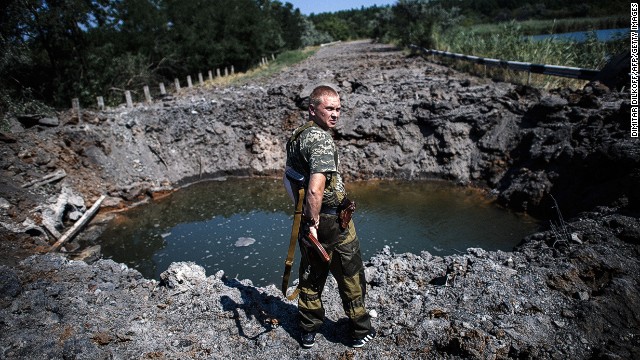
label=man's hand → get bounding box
[309,224,318,241]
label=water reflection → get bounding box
[99,178,539,286]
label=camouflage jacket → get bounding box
[285,121,346,207]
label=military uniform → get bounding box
[286,121,372,339]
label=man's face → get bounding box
[310,95,340,131]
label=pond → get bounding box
[98,178,540,287]
[528,28,629,42]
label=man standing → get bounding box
[284,85,375,348]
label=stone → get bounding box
[160,261,206,289]
[38,117,59,127]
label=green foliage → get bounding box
[1,0,306,110]
[308,5,391,41]
[300,17,333,47]
[468,16,630,37]
[391,0,463,48]
[434,21,630,88]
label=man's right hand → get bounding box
[309,225,318,241]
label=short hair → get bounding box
[310,85,339,107]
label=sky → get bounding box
[286,0,397,15]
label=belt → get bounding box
[320,206,338,215]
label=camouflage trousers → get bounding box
[297,213,372,338]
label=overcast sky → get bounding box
[286,0,397,15]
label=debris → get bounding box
[22,169,67,188]
[235,237,256,247]
[48,195,106,252]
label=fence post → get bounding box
[216,68,221,77]
[198,72,203,85]
[527,70,531,85]
[208,70,213,81]
[125,91,133,108]
[231,65,235,75]
[72,98,80,120]
[187,75,193,88]
[224,67,228,77]
[159,82,166,95]
[271,54,275,61]
[143,86,151,103]
[96,96,105,111]
[175,78,181,92]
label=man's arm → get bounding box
[304,172,326,238]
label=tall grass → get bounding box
[433,21,629,89]
[469,16,629,36]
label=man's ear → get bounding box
[309,104,316,117]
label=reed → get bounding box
[468,16,629,36]
[434,21,629,89]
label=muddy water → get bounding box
[99,178,539,286]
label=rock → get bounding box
[68,245,101,264]
[38,117,59,127]
[0,265,22,299]
[0,197,10,210]
[570,233,583,244]
[160,261,206,289]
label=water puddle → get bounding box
[98,178,539,286]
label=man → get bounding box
[284,85,375,348]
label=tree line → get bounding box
[0,0,629,117]
[1,0,313,111]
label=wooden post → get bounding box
[72,98,80,120]
[231,65,234,75]
[48,195,106,252]
[187,75,193,88]
[143,86,152,103]
[527,70,531,85]
[175,78,181,91]
[208,70,213,81]
[96,96,105,110]
[159,82,166,95]
[125,90,133,108]
[271,54,275,61]
[216,68,221,77]
[198,72,203,85]
[224,67,228,77]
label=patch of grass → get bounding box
[203,47,319,87]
